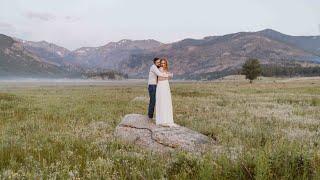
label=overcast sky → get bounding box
[1,0,319,50]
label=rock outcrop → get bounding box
[114,114,216,153]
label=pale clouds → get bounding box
[0,22,15,31]
[23,11,81,23]
[23,11,56,21]
[0,22,17,36]
[64,16,81,23]
[0,0,319,50]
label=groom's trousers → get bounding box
[148,85,157,118]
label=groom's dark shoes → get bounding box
[147,84,157,119]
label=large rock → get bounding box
[114,114,216,153]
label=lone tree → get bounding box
[242,58,262,83]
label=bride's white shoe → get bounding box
[158,123,170,127]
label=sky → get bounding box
[1,0,320,50]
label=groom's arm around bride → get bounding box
[147,57,168,119]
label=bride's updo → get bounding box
[160,58,169,71]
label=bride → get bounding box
[156,58,177,127]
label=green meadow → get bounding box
[1,76,320,179]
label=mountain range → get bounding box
[1,29,320,79]
[0,34,82,78]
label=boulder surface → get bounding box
[114,114,216,153]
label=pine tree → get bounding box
[242,59,262,83]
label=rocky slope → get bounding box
[65,39,163,69]
[17,39,71,66]
[257,29,320,56]
[0,34,80,78]
[121,30,320,78]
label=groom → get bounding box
[147,57,169,119]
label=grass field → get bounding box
[1,77,320,179]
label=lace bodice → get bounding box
[158,67,172,81]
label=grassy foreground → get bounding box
[0,77,320,179]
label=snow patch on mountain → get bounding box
[56,51,63,56]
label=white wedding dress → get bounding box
[156,68,175,127]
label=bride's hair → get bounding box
[160,58,169,71]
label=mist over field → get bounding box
[0,78,146,88]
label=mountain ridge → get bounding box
[1,29,320,79]
[0,34,81,78]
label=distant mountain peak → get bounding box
[118,39,132,43]
[0,34,12,39]
[260,28,278,32]
[0,34,15,48]
[257,29,288,37]
[38,40,49,43]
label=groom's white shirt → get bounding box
[148,64,168,85]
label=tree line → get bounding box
[260,63,320,77]
[83,69,128,80]
[241,59,320,83]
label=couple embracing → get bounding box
[147,57,177,127]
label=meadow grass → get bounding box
[0,77,320,179]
